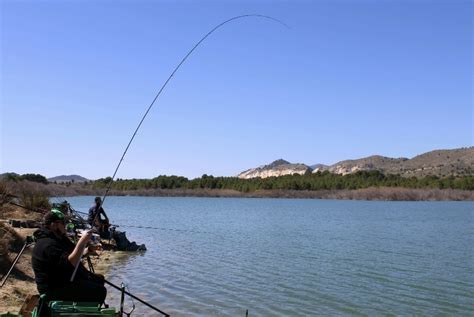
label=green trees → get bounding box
[89,172,474,192]
[0,173,48,184]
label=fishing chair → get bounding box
[34,295,115,317]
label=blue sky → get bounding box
[1,0,472,180]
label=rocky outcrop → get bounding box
[310,164,329,173]
[238,159,311,179]
[323,155,408,176]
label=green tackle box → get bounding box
[48,301,116,316]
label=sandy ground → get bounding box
[0,227,37,314]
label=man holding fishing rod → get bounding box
[88,196,111,239]
[31,209,107,303]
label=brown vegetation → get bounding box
[0,181,43,314]
[72,187,474,201]
[0,223,24,274]
[241,188,474,200]
[0,221,37,314]
[3,180,473,201]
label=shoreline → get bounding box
[47,186,474,201]
[4,180,474,201]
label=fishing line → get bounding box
[6,198,224,239]
[67,209,218,236]
[99,14,289,207]
[115,224,214,235]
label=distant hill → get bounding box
[48,175,89,183]
[323,147,474,178]
[238,147,474,179]
[324,155,409,176]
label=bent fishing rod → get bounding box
[95,14,288,210]
[81,15,288,315]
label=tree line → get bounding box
[3,171,473,192]
[1,173,48,184]
[91,171,474,192]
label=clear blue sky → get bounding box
[1,0,472,180]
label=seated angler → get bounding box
[31,209,107,303]
[88,196,111,239]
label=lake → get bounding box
[58,196,474,316]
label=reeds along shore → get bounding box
[4,180,473,201]
[106,187,474,201]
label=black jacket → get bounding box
[88,204,107,226]
[31,227,89,294]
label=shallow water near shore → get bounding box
[60,196,474,316]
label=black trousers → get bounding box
[46,278,107,303]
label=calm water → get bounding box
[60,197,474,316]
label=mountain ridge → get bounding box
[238,147,474,179]
[4,148,472,182]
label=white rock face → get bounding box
[311,165,329,173]
[238,166,307,179]
[329,165,363,175]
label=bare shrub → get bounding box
[0,222,23,274]
[0,181,11,205]
[0,181,19,219]
[1,181,51,214]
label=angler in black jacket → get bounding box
[31,209,106,303]
[88,196,110,239]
